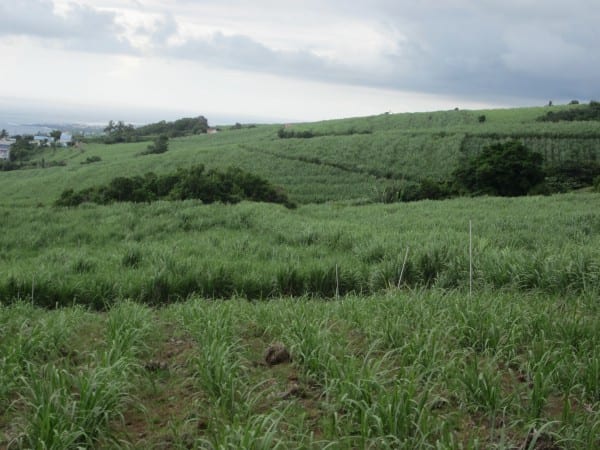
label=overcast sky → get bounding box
[0,0,598,124]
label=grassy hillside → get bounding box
[2,103,600,206]
[1,104,599,448]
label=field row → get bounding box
[0,194,598,307]
[3,105,600,207]
[1,291,598,448]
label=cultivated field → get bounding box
[2,292,599,448]
[1,105,599,448]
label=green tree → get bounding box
[9,135,34,163]
[50,130,62,142]
[454,141,544,196]
[104,120,115,134]
[141,135,169,155]
[0,129,8,139]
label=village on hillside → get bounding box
[0,131,73,160]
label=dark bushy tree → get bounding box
[8,135,35,163]
[55,165,295,208]
[454,141,544,196]
[140,135,169,155]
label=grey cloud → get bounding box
[162,32,355,83]
[0,0,134,54]
[3,0,598,102]
[365,0,600,100]
[148,0,599,102]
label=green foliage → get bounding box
[9,135,36,163]
[81,156,102,165]
[102,120,137,144]
[50,130,62,142]
[102,117,209,144]
[454,140,545,196]
[140,135,169,155]
[0,159,19,171]
[538,101,600,122]
[2,104,600,206]
[277,126,371,139]
[0,194,598,307]
[2,104,600,448]
[55,165,295,208]
[278,127,315,139]
[136,116,208,138]
[399,179,457,202]
[544,159,600,191]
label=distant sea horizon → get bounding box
[0,97,294,137]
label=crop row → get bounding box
[2,291,599,448]
[0,194,599,307]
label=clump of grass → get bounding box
[11,300,153,449]
[121,247,143,268]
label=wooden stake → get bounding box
[469,220,473,297]
[397,247,410,289]
[335,264,340,299]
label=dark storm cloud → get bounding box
[0,0,134,54]
[3,0,598,102]
[151,0,599,102]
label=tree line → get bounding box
[538,101,600,122]
[102,116,209,144]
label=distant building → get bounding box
[0,139,14,160]
[207,128,218,134]
[33,135,51,146]
[59,132,72,146]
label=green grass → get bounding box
[2,103,599,207]
[1,103,599,447]
[0,193,599,307]
[1,291,598,448]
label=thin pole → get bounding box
[469,220,473,296]
[335,264,340,299]
[397,247,410,288]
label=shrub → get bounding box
[538,101,600,121]
[81,156,101,164]
[454,141,544,196]
[139,135,168,155]
[55,165,295,208]
[545,159,600,191]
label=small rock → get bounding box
[264,342,291,366]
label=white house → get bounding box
[0,139,14,160]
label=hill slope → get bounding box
[2,103,600,207]
[0,105,600,205]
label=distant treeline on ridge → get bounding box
[538,101,600,122]
[103,116,209,143]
